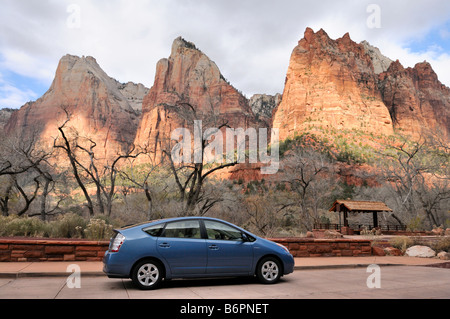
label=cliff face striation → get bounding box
[5,55,147,159]
[3,28,449,179]
[378,60,450,140]
[133,37,260,162]
[272,28,450,144]
[272,28,394,142]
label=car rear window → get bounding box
[143,223,165,237]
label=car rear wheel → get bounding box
[256,257,281,284]
[131,260,163,290]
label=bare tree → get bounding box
[75,139,146,216]
[0,175,15,216]
[54,114,95,216]
[161,100,238,215]
[377,133,450,228]
[0,131,55,218]
[14,175,40,217]
[280,145,334,230]
[0,131,49,177]
[118,156,163,220]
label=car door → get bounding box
[156,219,207,275]
[203,219,253,274]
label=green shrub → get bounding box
[0,214,115,240]
[430,237,450,253]
[0,216,14,236]
[0,216,50,237]
[51,213,86,238]
[407,216,426,231]
[389,236,415,253]
[84,218,114,240]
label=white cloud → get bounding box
[0,77,38,109]
[0,0,449,108]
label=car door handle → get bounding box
[159,243,170,248]
[208,244,219,250]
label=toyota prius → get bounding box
[103,217,294,289]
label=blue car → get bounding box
[103,217,295,289]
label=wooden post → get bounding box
[337,203,341,228]
[373,212,378,228]
[344,210,349,227]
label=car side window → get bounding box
[162,220,201,239]
[204,220,243,241]
[143,223,165,237]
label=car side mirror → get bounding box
[241,233,249,242]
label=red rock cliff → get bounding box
[272,28,394,142]
[379,60,450,140]
[134,37,260,162]
[5,55,144,160]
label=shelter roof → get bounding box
[329,200,392,213]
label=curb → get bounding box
[1,260,448,278]
[293,263,405,271]
[0,263,415,278]
[0,271,105,279]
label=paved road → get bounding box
[0,265,448,299]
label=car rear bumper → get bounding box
[103,251,131,278]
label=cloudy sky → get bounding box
[0,0,449,109]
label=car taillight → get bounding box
[110,233,125,252]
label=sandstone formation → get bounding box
[249,93,282,120]
[5,55,147,160]
[378,60,450,140]
[117,82,149,113]
[0,108,14,131]
[133,37,261,162]
[4,27,449,181]
[272,28,450,144]
[360,40,393,75]
[272,28,394,142]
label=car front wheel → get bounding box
[131,260,164,290]
[256,257,282,284]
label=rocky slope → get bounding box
[5,55,148,159]
[249,93,282,121]
[360,40,393,75]
[117,82,149,113]
[133,37,261,162]
[0,108,14,131]
[378,60,450,140]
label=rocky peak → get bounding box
[385,59,405,74]
[272,28,394,142]
[171,36,200,56]
[134,36,259,161]
[412,61,441,89]
[378,58,450,140]
[360,41,393,74]
[5,54,144,160]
